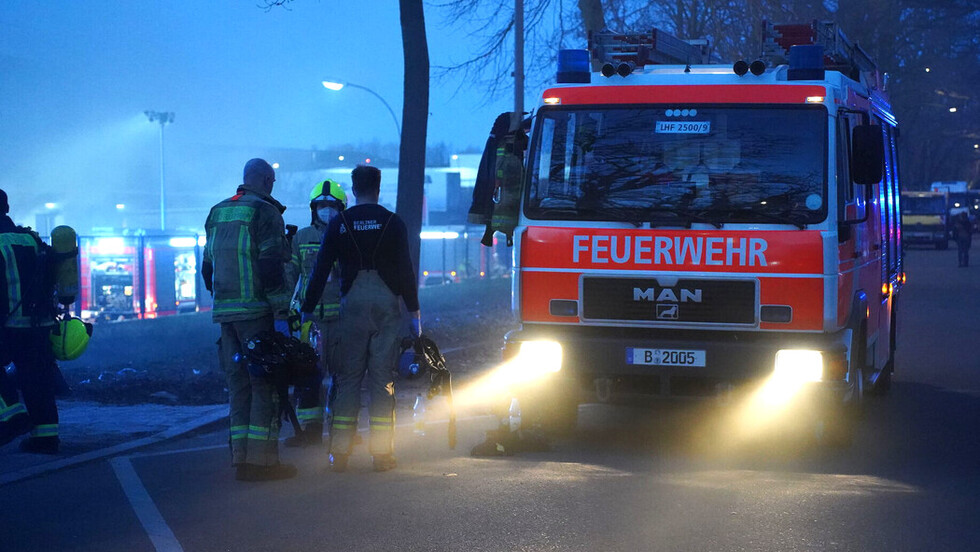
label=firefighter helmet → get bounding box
[49,316,93,361]
[309,179,347,210]
[299,320,319,351]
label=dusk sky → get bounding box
[0,1,561,230]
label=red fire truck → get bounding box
[499,22,903,444]
[78,234,205,321]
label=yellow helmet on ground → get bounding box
[309,179,347,209]
[300,320,319,351]
[49,316,94,361]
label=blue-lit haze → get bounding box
[0,1,549,232]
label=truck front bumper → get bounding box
[504,324,848,399]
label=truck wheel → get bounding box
[868,303,897,396]
[819,326,865,448]
[519,377,580,436]
[867,367,892,396]
[936,240,949,250]
[817,408,855,448]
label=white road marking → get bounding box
[110,457,184,552]
[130,414,495,459]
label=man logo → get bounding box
[657,304,679,320]
[632,287,702,303]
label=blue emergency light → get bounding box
[788,44,825,81]
[557,49,591,83]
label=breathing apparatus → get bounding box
[237,330,319,384]
[400,334,456,449]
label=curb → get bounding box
[0,405,228,487]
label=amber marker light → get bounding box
[543,97,561,105]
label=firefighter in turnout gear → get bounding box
[282,179,347,447]
[490,129,527,246]
[0,189,64,454]
[201,159,297,481]
[302,165,420,473]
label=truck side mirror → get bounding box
[851,124,883,185]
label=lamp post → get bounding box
[144,110,175,231]
[321,80,401,138]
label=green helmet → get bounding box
[309,179,347,210]
[49,316,93,361]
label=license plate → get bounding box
[626,348,706,367]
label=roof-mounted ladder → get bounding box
[588,29,708,74]
[762,20,880,87]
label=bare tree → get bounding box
[397,0,428,266]
[262,0,429,263]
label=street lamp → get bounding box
[144,110,174,231]
[321,79,401,138]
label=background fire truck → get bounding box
[77,234,206,321]
[491,22,903,445]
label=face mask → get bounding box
[317,207,338,223]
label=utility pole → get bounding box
[513,0,524,131]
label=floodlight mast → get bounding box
[144,110,174,231]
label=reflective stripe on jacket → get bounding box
[287,223,341,320]
[0,218,56,328]
[202,187,290,323]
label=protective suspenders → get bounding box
[339,210,394,272]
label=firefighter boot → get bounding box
[284,423,323,448]
[329,453,349,473]
[19,436,60,455]
[372,454,397,472]
[235,462,298,482]
[0,414,31,448]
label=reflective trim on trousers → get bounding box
[247,424,271,440]
[369,416,394,428]
[332,415,357,431]
[31,423,58,438]
[230,424,249,441]
[0,401,28,422]
[297,407,322,423]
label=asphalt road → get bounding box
[3,247,979,552]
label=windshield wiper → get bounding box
[647,209,723,229]
[723,208,808,230]
[533,207,642,227]
[578,206,643,227]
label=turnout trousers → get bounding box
[295,317,340,429]
[219,315,281,466]
[0,327,59,441]
[330,270,400,456]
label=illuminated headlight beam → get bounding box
[452,340,563,407]
[759,349,823,407]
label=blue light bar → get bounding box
[557,49,591,84]
[788,44,825,81]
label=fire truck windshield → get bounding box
[526,105,828,226]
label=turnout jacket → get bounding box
[286,221,341,320]
[201,186,291,323]
[301,203,419,313]
[0,216,56,329]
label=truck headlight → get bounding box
[517,340,563,374]
[758,349,823,407]
[773,349,823,383]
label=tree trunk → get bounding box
[578,0,606,36]
[397,0,429,280]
